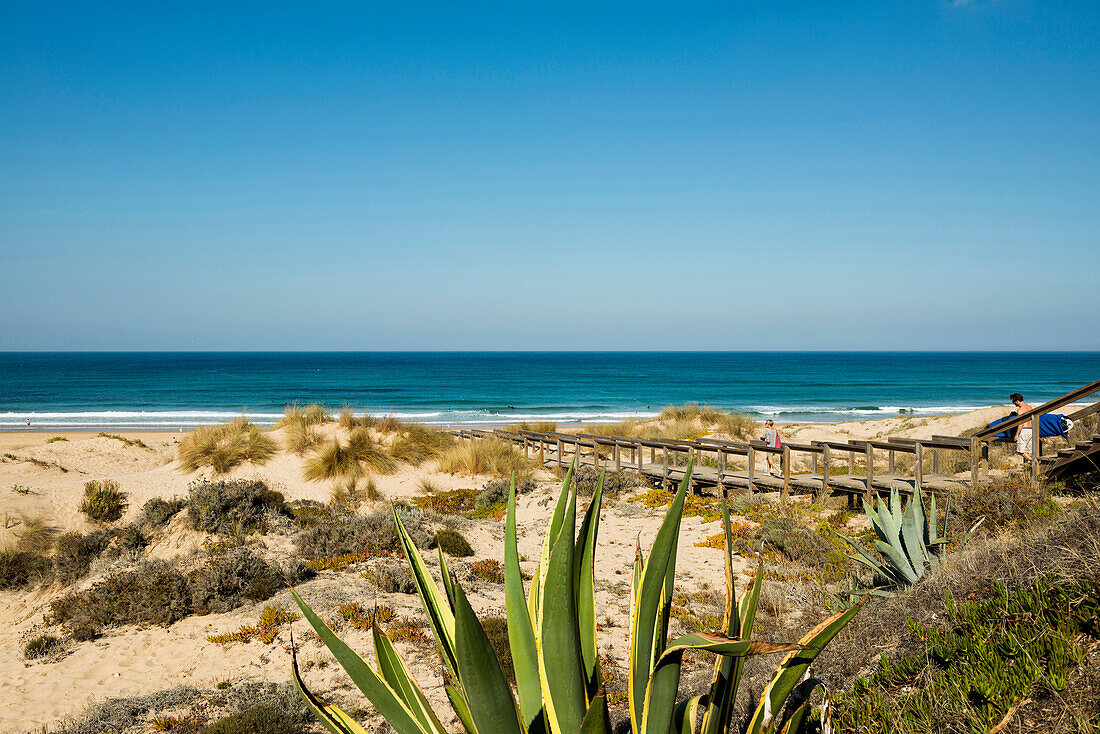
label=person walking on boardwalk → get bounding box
[763,419,783,476]
[1010,392,1036,464]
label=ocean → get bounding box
[1,352,1097,430]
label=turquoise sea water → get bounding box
[0,352,1097,430]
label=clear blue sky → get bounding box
[1,1,1097,350]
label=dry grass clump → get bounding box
[276,403,331,429]
[283,422,322,456]
[0,547,52,589]
[509,420,558,433]
[946,475,1060,532]
[178,418,276,473]
[658,403,756,438]
[304,429,397,482]
[79,479,127,524]
[338,405,375,430]
[329,477,365,510]
[436,438,535,479]
[389,423,455,465]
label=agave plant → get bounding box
[837,484,982,593]
[291,464,867,733]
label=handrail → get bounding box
[973,378,1100,439]
[1067,401,1100,422]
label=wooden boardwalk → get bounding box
[452,377,1100,503]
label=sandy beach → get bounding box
[0,403,1036,733]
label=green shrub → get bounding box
[293,506,434,560]
[435,529,473,557]
[23,634,61,660]
[79,480,127,524]
[832,576,1100,733]
[49,548,312,635]
[178,418,276,473]
[567,466,650,497]
[469,558,505,584]
[187,479,288,535]
[364,563,418,594]
[53,530,114,584]
[200,703,308,734]
[0,548,51,589]
[137,497,185,528]
[47,436,68,443]
[189,547,312,615]
[948,475,1059,532]
[115,523,149,552]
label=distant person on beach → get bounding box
[762,419,782,475]
[1010,392,1035,463]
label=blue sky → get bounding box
[1,1,1097,350]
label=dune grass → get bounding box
[304,430,397,482]
[338,405,375,430]
[436,438,534,479]
[178,417,277,474]
[389,423,455,465]
[284,422,322,456]
[509,420,558,433]
[79,480,128,524]
[276,403,331,430]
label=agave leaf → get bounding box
[927,491,939,546]
[392,507,460,682]
[777,677,826,734]
[292,639,374,734]
[438,547,457,611]
[537,462,574,625]
[538,481,587,734]
[862,496,889,545]
[628,467,690,734]
[888,487,904,533]
[373,626,448,734]
[291,590,427,734]
[698,495,743,734]
[505,475,545,732]
[673,695,703,734]
[445,683,477,734]
[746,596,870,734]
[835,532,905,587]
[575,470,605,698]
[453,582,524,734]
[644,635,800,734]
[872,538,919,584]
[903,486,928,570]
[579,690,613,734]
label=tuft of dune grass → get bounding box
[284,422,322,456]
[305,430,397,482]
[338,405,375,430]
[390,424,455,465]
[276,402,331,430]
[436,438,534,480]
[510,421,558,433]
[178,417,276,474]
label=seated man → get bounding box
[1010,392,1035,464]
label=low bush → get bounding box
[178,418,276,473]
[23,634,61,659]
[49,548,312,635]
[189,547,312,615]
[186,479,288,535]
[364,562,419,594]
[137,497,186,528]
[200,702,310,734]
[436,438,535,479]
[567,466,649,497]
[0,548,51,589]
[114,523,149,552]
[832,575,1100,733]
[435,529,473,557]
[293,506,434,560]
[79,479,127,524]
[469,559,505,584]
[480,615,515,684]
[53,529,115,584]
[947,475,1060,532]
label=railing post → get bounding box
[888,449,895,477]
[969,436,979,488]
[820,446,831,503]
[864,444,874,502]
[557,438,564,468]
[932,448,940,475]
[781,445,791,504]
[914,442,923,488]
[614,442,621,473]
[662,447,669,490]
[1031,414,1041,480]
[747,446,756,494]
